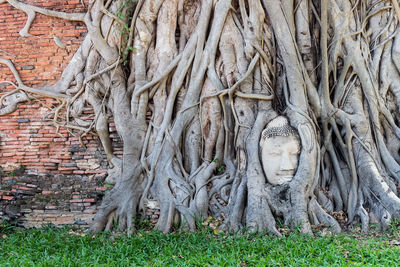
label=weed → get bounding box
[0,220,16,234]
[7,165,26,177]
[96,177,104,186]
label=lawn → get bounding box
[1,222,400,266]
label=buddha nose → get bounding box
[280,151,295,171]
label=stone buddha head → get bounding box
[259,116,301,185]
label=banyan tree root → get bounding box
[1,0,400,235]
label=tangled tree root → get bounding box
[1,0,400,235]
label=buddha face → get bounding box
[260,116,301,185]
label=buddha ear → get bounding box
[260,129,267,147]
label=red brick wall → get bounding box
[0,0,116,176]
[0,0,122,227]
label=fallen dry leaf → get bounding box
[390,240,400,246]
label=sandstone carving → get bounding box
[260,116,300,185]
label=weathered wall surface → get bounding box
[0,0,120,227]
[0,174,107,228]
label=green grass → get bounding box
[1,223,400,266]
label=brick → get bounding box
[68,146,86,152]
[3,177,16,181]
[17,118,30,123]
[69,199,83,203]
[21,65,35,70]
[32,210,45,214]
[96,187,107,191]
[21,209,32,213]
[43,213,59,217]
[55,217,74,224]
